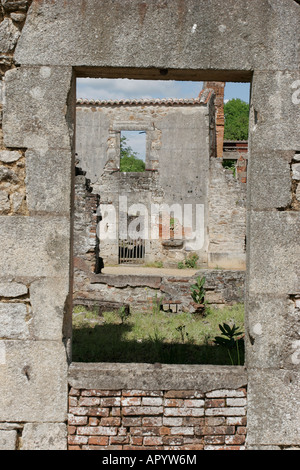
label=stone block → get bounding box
[21,423,67,450]
[0,17,20,53]
[248,151,293,210]
[29,277,70,341]
[3,66,74,150]
[0,340,68,422]
[0,150,22,163]
[250,71,300,152]
[14,0,300,74]
[245,294,299,369]
[248,211,300,295]
[0,216,71,278]
[0,303,30,339]
[0,281,28,297]
[292,163,300,180]
[25,149,73,214]
[0,189,10,213]
[0,430,17,450]
[247,369,300,446]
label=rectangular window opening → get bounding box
[72,76,251,366]
[120,130,146,173]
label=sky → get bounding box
[76,78,251,160]
[77,78,250,103]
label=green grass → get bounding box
[72,303,245,365]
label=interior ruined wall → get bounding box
[0,0,299,450]
[76,97,213,268]
[76,96,247,270]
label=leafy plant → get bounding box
[177,253,199,270]
[190,276,206,305]
[214,322,244,365]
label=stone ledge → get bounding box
[91,274,162,289]
[68,363,247,392]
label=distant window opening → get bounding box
[120,130,146,172]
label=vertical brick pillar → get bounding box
[202,82,225,158]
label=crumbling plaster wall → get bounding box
[0,0,299,450]
[76,96,214,267]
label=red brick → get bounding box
[88,436,109,446]
[77,426,118,436]
[79,397,100,407]
[196,426,235,436]
[88,417,99,426]
[101,417,121,427]
[204,435,225,445]
[159,426,171,436]
[205,399,225,408]
[142,417,163,427]
[110,436,130,445]
[68,435,88,445]
[237,426,247,435]
[69,388,80,397]
[225,434,246,445]
[123,417,142,427]
[165,398,183,407]
[68,415,88,426]
[121,396,141,406]
[68,425,76,435]
[82,390,121,397]
[85,407,110,417]
[69,396,78,407]
[131,437,143,446]
[101,397,121,407]
[143,436,163,446]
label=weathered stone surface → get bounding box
[0,17,20,53]
[250,71,300,152]
[245,294,299,369]
[0,189,10,212]
[248,151,293,210]
[15,0,300,74]
[29,277,70,341]
[10,12,26,22]
[25,149,73,214]
[0,281,28,297]
[0,216,71,278]
[91,274,162,289]
[0,166,18,183]
[0,340,68,422]
[0,303,29,339]
[69,363,247,392]
[21,423,67,450]
[292,163,300,180]
[248,211,300,295]
[247,369,300,446]
[3,66,74,150]
[0,430,17,450]
[0,150,21,163]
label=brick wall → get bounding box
[68,387,247,450]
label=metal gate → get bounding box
[118,238,145,264]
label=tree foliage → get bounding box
[120,135,145,172]
[224,98,250,141]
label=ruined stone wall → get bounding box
[76,95,247,270]
[74,270,245,314]
[208,158,247,269]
